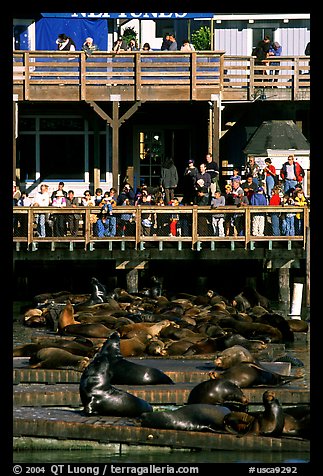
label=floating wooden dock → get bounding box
[13,352,310,452]
[13,406,309,453]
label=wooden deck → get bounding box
[13,406,309,453]
[13,348,310,453]
[13,51,310,103]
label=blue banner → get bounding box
[36,18,108,51]
[41,13,214,19]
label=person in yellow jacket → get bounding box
[293,188,308,235]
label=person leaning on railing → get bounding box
[82,37,99,58]
[66,190,80,237]
[250,186,267,236]
[33,184,51,238]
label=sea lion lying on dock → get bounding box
[140,403,231,433]
[209,362,304,388]
[29,347,90,371]
[93,331,174,385]
[187,373,248,410]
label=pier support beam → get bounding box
[278,267,290,306]
[126,269,139,294]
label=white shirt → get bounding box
[34,191,50,207]
[286,164,296,180]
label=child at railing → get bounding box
[281,194,295,236]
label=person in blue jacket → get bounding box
[268,41,282,81]
[250,186,267,236]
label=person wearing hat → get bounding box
[250,186,267,236]
[263,158,277,201]
[182,159,198,205]
[51,189,67,237]
[56,33,76,51]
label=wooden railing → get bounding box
[13,51,310,102]
[13,205,309,251]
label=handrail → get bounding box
[13,205,309,251]
[13,51,310,102]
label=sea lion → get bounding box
[79,338,153,417]
[13,337,98,358]
[58,300,80,330]
[282,406,310,438]
[60,322,112,338]
[74,277,108,309]
[118,320,172,339]
[58,300,112,338]
[287,319,309,333]
[214,345,256,369]
[221,333,267,352]
[215,317,283,343]
[145,338,167,356]
[140,403,231,433]
[187,374,248,410]
[96,331,174,385]
[251,390,285,437]
[23,314,47,327]
[29,347,90,371]
[209,362,304,388]
[253,312,295,343]
[119,337,148,357]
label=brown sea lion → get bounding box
[288,319,309,333]
[209,362,304,388]
[119,320,172,339]
[145,338,167,356]
[29,347,90,371]
[58,300,112,338]
[119,336,148,357]
[214,345,256,369]
[58,300,80,330]
[60,322,112,338]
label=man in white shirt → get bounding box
[33,184,51,237]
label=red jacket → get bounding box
[280,161,304,182]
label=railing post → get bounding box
[245,207,251,248]
[27,208,34,246]
[249,56,255,101]
[293,57,300,101]
[85,208,91,249]
[135,207,141,250]
[190,52,197,100]
[192,205,198,249]
[24,52,30,101]
[80,52,87,100]
[135,52,141,100]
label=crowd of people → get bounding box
[56,32,194,54]
[13,153,308,240]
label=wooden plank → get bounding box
[13,408,309,452]
[13,382,310,406]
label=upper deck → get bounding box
[13,51,310,103]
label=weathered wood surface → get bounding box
[13,406,310,453]
[13,381,310,407]
[13,52,310,102]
